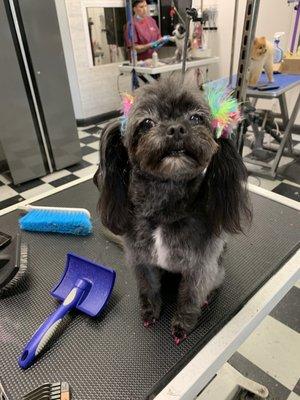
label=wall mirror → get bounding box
[86,7,128,65]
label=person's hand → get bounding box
[151,40,163,49]
[161,35,171,44]
[151,36,171,49]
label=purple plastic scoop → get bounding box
[19,253,116,369]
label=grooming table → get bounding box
[247,74,300,177]
[0,177,299,400]
[210,74,300,178]
[119,57,219,83]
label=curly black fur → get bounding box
[94,75,252,343]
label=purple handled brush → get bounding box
[19,253,116,369]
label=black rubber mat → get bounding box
[0,180,299,400]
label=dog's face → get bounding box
[251,37,267,60]
[95,74,251,237]
[173,23,186,39]
[124,76,218,181]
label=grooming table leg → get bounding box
[271,92,300,177]
[278,93,293,153]
[251,98,258,108]
[144,74,157,83]
[197,364,269,400]
[251,112,274,161]
[279,94,289,127]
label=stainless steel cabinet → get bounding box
[0,0,81,184]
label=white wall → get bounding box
[55,0,84,119]
[62,0,131,120]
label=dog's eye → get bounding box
[139,119,155,132]
[190,114,205,125]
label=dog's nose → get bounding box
[167,124,186,138]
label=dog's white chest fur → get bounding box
[153,227,170,269]
[175,36,184,51]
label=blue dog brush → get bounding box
[19,252,116,369]
[19,205,93,236]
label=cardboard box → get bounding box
[279,56,300,74]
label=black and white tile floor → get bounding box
[0,123,105,210]
[243,132,300,203]
[0,123,299,400]
[197,283,300,400]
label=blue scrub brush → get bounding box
[19,205,93,236]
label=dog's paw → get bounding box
[142,309,158,328]
[172,323,188,345]
[172,310,199,344]
[140,298,161,328]
[143,317,157,328]
[201,300,209,308]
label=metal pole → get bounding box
[229,0,239,87]
[127,0,136,67]
[88,18,95,66]
[235,0,260,103]
[126,0,139,90]
[181,15,191,82]
[113,8,119,61]
[173,5,186,25]
[290,0,300,53]
[271,92,300,176]
[234,0,261,154]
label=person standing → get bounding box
[125,0,169,61]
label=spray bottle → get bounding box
[273,32,285,63]
[152,51,158,67]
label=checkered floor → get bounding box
[198,282,300,400]
[0,123,106,210]
[0,123,299,399]
[243,132,300,202]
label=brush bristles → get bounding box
[19,209,93,236]
[1,267,27,294]
[20,243,28,267]
[0,244,28,296]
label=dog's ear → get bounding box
[202,138,252,236]
[93,121,131,236]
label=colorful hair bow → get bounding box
[204,83,241,139]
[120,93,135,136]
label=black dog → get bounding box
[94,75,251,344]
